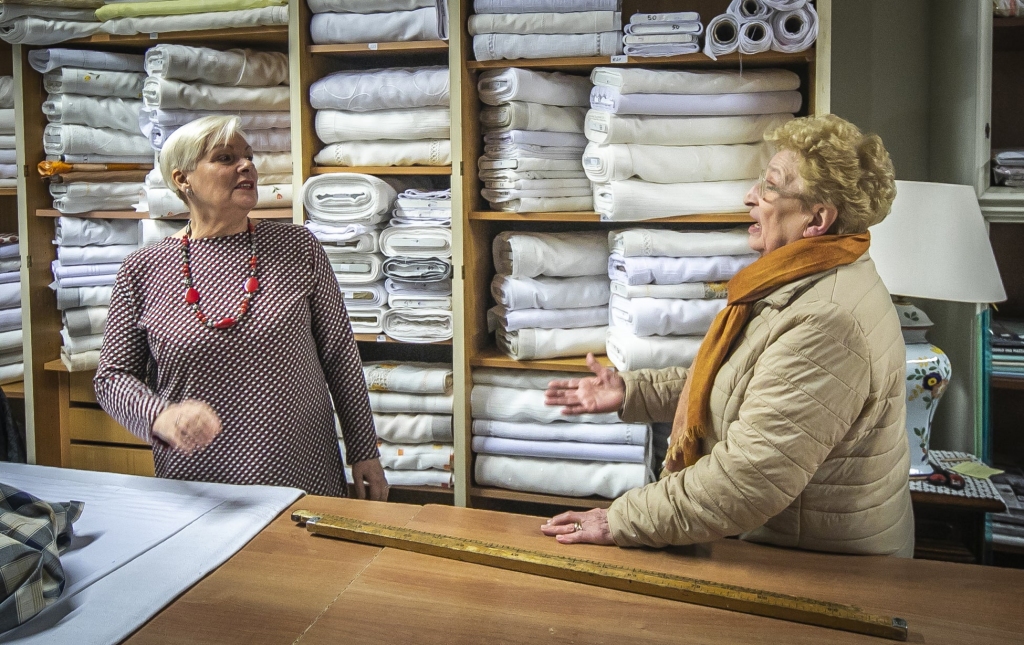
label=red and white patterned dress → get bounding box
[95,221,378,496]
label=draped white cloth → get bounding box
[310,66,449,111]
[477,67,591,108]
[379,226,452,259]
[475,455,648,499]
[481,102,586,133]
[590,66,799,95]
[610,280,727,300]
[473,32,621,61]
[50,182,144,214]
[142,77,289,111]
[44,68,145,99]
[331,253,384,285]
[29,48,144,74]
[606,327,702,371]
[609,227,752,258]
[363,362,452,394]
[493,230,608,278]
[43,94,142,133]
[301,173,397,225]
[381,308,453,343]
[590,86,803,116]
[491,273,609,311]
[472,419,648,446]
[144,45,288,87]
[57,244,138,266]
[346,305,386,333]
[583,108,789,144]
[495,324,607,361]
[55,285,114,310]
[473,436,645,463]
[315,140,451,167]
[471,384,618,424]
[373,413,453,444]
[583,141,768,183]
[309,0,435,11]
[56,216,139,246]
[369,391,453,414]
[609,294,726,337]
[314,107,449,143]
[488,305,608,332]
[310,7,440,45]
[468,11,620,35]
[608,252,756,285]
[378,442,453,471]
[593,178,751,221]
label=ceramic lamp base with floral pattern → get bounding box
[904,342,952,475]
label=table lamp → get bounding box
[869,181,1006,474]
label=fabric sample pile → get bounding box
[477,67,593,213]
[586,66,799,221]
[605,227,757,371]
[51,216,141,371]
[358,361,455,487]
[310,66,451,169]
[490,230,608,360]
[308,0,449,45]
[704,0,819,60]
[471,368,653,498]
[470,0,622,61]
[622,11,703,57]
[0,76,14,189]
[33,48,151,215]
[0,233,22,384]
[993,150,1024,188]
[0,0,288,45]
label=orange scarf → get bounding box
[663,232,871,473]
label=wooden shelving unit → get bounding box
[992,375,1024,391]
[1,381,24,399]
[469,210,752,223]
[35,209,292,220]
[308,40,448,55]
[353,333,452,346]
[470,346,611,373]
[0,188,16,197]
[311,166,452,176]
[466,49,814,71]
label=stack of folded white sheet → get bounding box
[605,228,757,371]
[358,362,455,487]
[0,0,288,46]
[0,233,22,384]
[470,0,622,61]
[305,219,386,318]
[586,66,800,221]
[32,48,151,213]
[477,67,593,213]
[380,188,453,343]
[310,66,451,169]
[622,11,703,57]
[704,0,819,60]
[50,216,141,371]
[993,150,1024,188]
[309,0,448,45]
[0,76,14,189]
[490,230,608,360]
[471,368,653,498]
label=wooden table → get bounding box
[125,497,1024,645]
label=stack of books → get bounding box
[990,319,1024,379]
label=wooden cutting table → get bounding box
[124,496,1023,644]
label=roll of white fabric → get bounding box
[339,283,388,308]
[142,108,291,130]
[481,102,586,134]
[63,305,108,337]
[388,293,451,310]
[56,216,139,246]
[44,68,144,99]
[728,0,772,20]
[385,277,452,296]
[491,196,594,213]
[608,252,757,285]
[473,0,620,12]
[491,274,609,311]
[583,141,768,184]
[473,32,621,61]
[739,19,773,54]
[479,156,584,172]
[471,383,618,424]
[473,436,646,463]
[381,308,453,343]
[42,94,141,133]
[315,140,451,167]
[60,329,103,354]
[374,413,453,444]
[606,327,703,371]
[56,244,138,266]
[28,48,143,74]
[310,66,449,111]
[703,13,740,60]
[378,442,453,471]
[610,280,727,300]
[347,305,386,333]
[2,6,98,26]
[495,324,607,361]
[382,257,452,282]
[591,67,799,95]
[477,67,591,108]
[51,183,143,214]
[593,178,752,221]
[591,86,802,116]
[315,107,449,144]
[482,186,592,203]
[301,173,397,225]
[322,235,382,262]
[770,3,818,53]
[308,221,379,249]
[142,77,289,111]
[483,130,589,148]
[363,362,453,395]
[609,227,753,258]
[101,6,288,37]
[0,19,102,47]
[59,153,153,164]
[0,329,21,353]
[369,391,453,414]
[331,253,384,285]
[492,230,608,278]
[56,285,115,310]
[379,226,451,259]
[623,21,703,36]
[488,305,609,333]
[309,0,434,12]
[310,8,440,45]
[609,294,726,337]
[468,11,621,35]
[475,455,647,499]
[145,184,290,218]
[472,419,648,446]
[0,282,19,310]
[144,45,288,87]
[381,468,453,487]
[43,124,151,157]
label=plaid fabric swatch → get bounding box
[0,483,84,633]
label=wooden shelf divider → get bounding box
[308,40,448,55]
[0,188,16,197]
[353,333,453,346]
[1,380,24,399]
[469,486,613,510]
[311,166,452,176]
[469,210,752,223]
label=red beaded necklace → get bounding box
[180,219,259,330]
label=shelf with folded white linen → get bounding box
[469,486,612,510]
[465,49,814,72]
[36,209,292,220]
[0,189,15,197]
[470,346,611,373]
[353,333,452,346]
[469,210,752,223]
[980,186,1024,223]
[308,41,449,55]
[66,26,289,47]
[0,380,23,399]
[311,166,452,176]
[389,485,455,498]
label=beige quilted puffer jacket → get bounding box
[608,253,915,557]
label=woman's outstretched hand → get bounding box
[541,508,614,545]
[544,353,625,415]
[152,399,223,455]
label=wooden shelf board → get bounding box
[0,188,16,196]
[991,375,1024,391]
[36,208,292,220]
[312,166,452,176]
[909,489,1007,513]
[67,25,288,46]
[470,346,611,373]
[390,485,454,496]
[1,380,24,399]
[467,50,814,71]
[44,359,68,373]
[309,40,448,55]
[992,540,1024,556]
[353,333,452,346]
[469,486,612,510]
[994,16,1024,28]
[469,210,752,223]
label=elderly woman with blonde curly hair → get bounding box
[543,114,914,557]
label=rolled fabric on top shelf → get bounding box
[477,67,592,107]
[142,77,289,112]
[144,45,289,87]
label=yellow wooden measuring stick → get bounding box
[293,510,908,641]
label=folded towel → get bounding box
[378,442,453,471]
[609,227,752,258]
[593,178,752,221]
[315,107,449,143]
[369,391,453,414]
[315,140,451,167]
[590,67,800,94]
[379,226,452,259]
[591,86,803,116]
[496,324,607,361]
[610,280,727,300]
[608,252,756,285]
[42,94,142,133]
[310,66,448,111]
[473,419,648,446]
[491,274,609,311]
[473,436,646,463]
[144,44,288,87]
[475,455,648,499]
[609,294,726,337]
[373,413,453,444]
[583,141,769,183]
[43,68,144,99]
[332,252,384,285]
[363,362,453,394]
[142,77,289,111]
[477,67,591,107]
[481,102,586,133]
[605,326,703,371]
[471,383,619,424]
[301,173,397,225]
[473,32,622,61]
[469,11,621,35]
[311,7,440,45]
[29,48,143,74]
[493,230,608,278]
[382,308,453,343]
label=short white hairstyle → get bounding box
[158,115,247,201]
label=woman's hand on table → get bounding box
[544,353,625,415]
[152,400,223,455]
[351,457,389,501]
[541,508,614,545]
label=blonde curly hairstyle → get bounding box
[764,114,896,234]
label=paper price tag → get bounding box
[610,55,627,64]
[368,43,378,50]
[149,33,159,39]
[376,334,387,342]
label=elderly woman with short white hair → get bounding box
[95,115,387,499]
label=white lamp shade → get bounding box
[869,180,1007,303]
